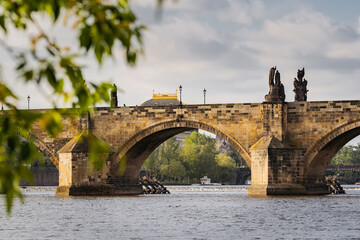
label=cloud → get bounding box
[111,1,360,105]
[1,0,360,109]
[216,0,265,25]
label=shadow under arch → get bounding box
[304,120,360,183]
[109,119,251,181]
[27,133,59,169]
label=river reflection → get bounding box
[1,186,360,239]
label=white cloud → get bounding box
[216,0,265,25]
[327,40,360,59]
[110,2,360,105]
[1,0,360,108]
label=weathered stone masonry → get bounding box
[30,100,360,196]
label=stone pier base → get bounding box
[248,183,329,196]
[304,183,329,195]
[56,183,143,196]
[248,136,331,197]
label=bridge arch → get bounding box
[304,120,360,183]
[27,133,59,169]
[110,119,251,181]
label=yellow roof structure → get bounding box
[141,90,181,106]
[152,90,178,99]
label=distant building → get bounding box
[141,90,196,145]
[141,90,181,106]
[174,131,194,146]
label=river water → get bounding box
[1,185,360,239]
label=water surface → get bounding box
[1,186,360,239]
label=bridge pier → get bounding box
[55,133,143,196]
[248,136,329,196]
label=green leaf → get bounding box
[2,116,10,134]
[117,0,129,8]
[18,164,34,184]
[0,15,6,32]
[76,86,91,110]
[79,25,92,51]
[23,70,34,81]
[39,110,62,137]
[7,135,19,154]
[0,83,17,101]
[16,110,43,129]
[94,42,104,64]
[55,78,64,93]
[16,61,26,70]
[88,133,112,171]
[126,50,136,65]
[46,47,55,56]
[52,0,61,21]
[45,65,57,89]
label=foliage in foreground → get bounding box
[0,0,145,213]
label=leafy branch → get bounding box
[0,0,145,213]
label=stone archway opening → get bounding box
[305,125,360,184]
[109,120,251,184]
[141,130,250,185]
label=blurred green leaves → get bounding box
[0,110,42,213]
[88,133,112,171]
[0,0,145,213]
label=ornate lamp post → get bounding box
[179,85,182,108]
[203,88,206,104]
[27,95,30,109]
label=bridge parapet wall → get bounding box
[287,101,360,150]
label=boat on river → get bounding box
[200,176,222,185]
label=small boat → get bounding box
[355,182,360,185]
[200,176,222,185]
[200,176,211,185]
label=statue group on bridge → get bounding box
[110,84,118,107]
[265,66,309,103]
[293,68,308,101]
[265,66,286,103]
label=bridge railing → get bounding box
[326,165,360,172]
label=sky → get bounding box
[1,0,360,145]
[125,0,360,106]
[1,0,360,108]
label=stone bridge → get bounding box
[30,100,360,196]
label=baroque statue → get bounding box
[265,66,285,103]
[110,84,118,107]
[293,68,308,101]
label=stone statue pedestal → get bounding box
[265,86,285,103]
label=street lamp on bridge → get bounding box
[179,85,182,108]
[203,88,206,104]
[27,95,30,109]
